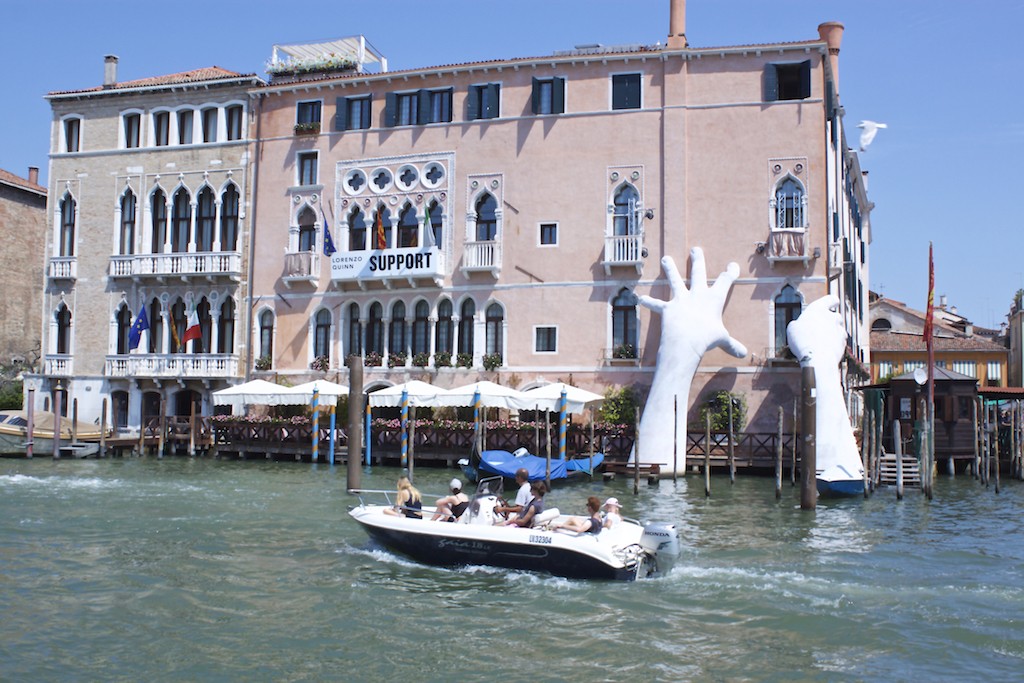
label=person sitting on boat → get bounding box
[493,468,531,520]
[502,481,546,528]
[431,478,470,522]
[383,475,423,518]
[602,498,622,530]
[551,496,603,535]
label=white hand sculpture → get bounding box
[786,295,863,485]
[633,248,747,474]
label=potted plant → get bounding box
[388,351,408,368]
[434,351,452,368]
[482,353,502,371]
[309,355,330,372]
[254,355,272,371]
[455,352,473,369]
[364,351,383,367]
[293,121,321,135]
[412,352,430,368]
[612,343,637,360]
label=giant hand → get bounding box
[633,248,747,474]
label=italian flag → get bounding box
[182,300,202,347]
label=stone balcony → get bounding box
[109,251,242,282]
[602,233,644,275]
[105,354,239,379]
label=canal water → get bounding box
[2,457,1022,682]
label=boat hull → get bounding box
[816,476,864,497]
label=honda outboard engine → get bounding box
[640,522,680,563]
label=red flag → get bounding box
[374,210,386,250]
[923,242,934,345]
[182,299,202,347]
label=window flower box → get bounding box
[294,121,321,136]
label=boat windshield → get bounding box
[474,476,503,498]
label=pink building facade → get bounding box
[248,12,870,430]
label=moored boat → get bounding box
[0,410,103,458]
[349,477,677,581]
[465,448,604,484]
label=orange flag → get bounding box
[923,242,934,345]
[375,210,386,250]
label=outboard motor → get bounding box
[640,522,680,561]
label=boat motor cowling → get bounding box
[640,522,679,558]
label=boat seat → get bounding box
[532,508,559,528]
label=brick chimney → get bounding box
[104,54,119,87]
[27,167,39,186]
[668,0,687,49]
[817,22,844,92]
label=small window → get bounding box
[475,194,498,241]
[178,110,194,144]
[871,319,892,331]
[611,73,641,110]
[422,88,453,124]
[123,113,141,148]
[386,92,419,127]
[153,112,170,146]
[467,83,500,121]
[64,117,81,153]
[336,95,372,131]
[297,151,318,186]
[987,361,1003,384]
[532,77,565,115]
[774,285,801,352]
[314,309,332,361]
[535,326,557,353]
[201,107,218,143]
[298,207,317,252]
[539,222,558,246]
[297,100,321,125]
[764,61,811,101]
[225,105,243,140]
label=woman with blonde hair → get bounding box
[383,475,423,518]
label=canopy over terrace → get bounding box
[518,382,604,415]
[435,381,529,410]
[212,379,305,411]
[367,380,447,408]
[289,379,349,403]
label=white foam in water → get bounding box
[0,474,122,491]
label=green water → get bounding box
[1,457,1022,682]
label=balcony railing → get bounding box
[105,354,239,379]
[48,256,77,280]
[109,252,242,280]
[461,240,501,276]
[602,233,643,274]
[44,355,73,376]
[283,251,319,286]
[766,227,809,266]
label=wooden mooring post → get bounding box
[800,367,816,510]
[100,398,107,458]
[775,406,783,500]
[704,412,711,498]
[672,396,678,484]
[633,407,640,496]
[347,355,363,492]
[894,419,904,500]
[791,398,798,486]
[728,399,736,485]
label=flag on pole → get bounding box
[923,242,934,345]
[423,205,435,249]
[128,306,149,351]
[374,209,386,250]
[170,311,183,352]
[320,203,336,256]
[182,299,202,348]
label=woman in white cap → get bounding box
[431,478,470,522]
[602,497,622,529]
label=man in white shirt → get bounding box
[494,468,531,519]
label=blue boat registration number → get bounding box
[529,535,551,544]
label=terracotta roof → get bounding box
[48,67,260,96]
[0,168,45,195]
[870,330,1007,353]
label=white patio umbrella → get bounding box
[212,379,297,410]
[517,382,604,415]
[288,379,349,403]
[435,380,528,410]
[367,380,448,407]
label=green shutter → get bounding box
[385,92,398,127]
[552,77,565,114]
[467,86,480,120]
[531,77,541,115]
[484,83,500,119]
[763,64,779,102]
[334,97,347,131]
[417,89,431,125]
[799,60,812,99]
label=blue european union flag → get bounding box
[128,306,149,351]
[323,216,337,256]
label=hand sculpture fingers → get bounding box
[710,262,741,309]
[637,293,666,314]
[718,335,748,359]
[661,256,687,300]
[687,247,708,294]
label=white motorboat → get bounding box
[349,477,679,581]
[0,410,102,458]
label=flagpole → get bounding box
[924,242,935,500]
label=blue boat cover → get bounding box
[478,450,604,481]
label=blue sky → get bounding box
[2,0,1021,329]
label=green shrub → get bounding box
[0,380,24,410]
[598,385,641,425]
[697,390,746,433]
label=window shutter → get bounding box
[385,92,398,127]
[825,80,834,120]
[441,88,452,122]
[799,60,812,99]
[484,83,500,119]
[417,89,431,125]
[763,65,779,102]
[467,86,481,121]
[552,77,565,114]
[531,77,541,115]
[335,97,348,131]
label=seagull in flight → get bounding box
[857,120,887,152]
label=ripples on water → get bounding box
[2,458,1023,681]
